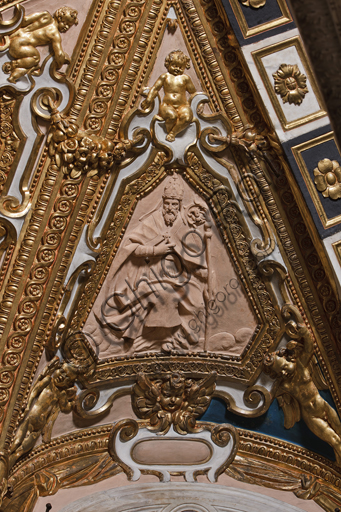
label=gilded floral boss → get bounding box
[239,0,266,7]
[273,64,308,106]
[314,158,341,200]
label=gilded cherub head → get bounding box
[160,373,185,412]
[132,372,216,434]
[53,361,79,389]
[263,341,298,379]
[165,50,190,76]
[54,6,79,33]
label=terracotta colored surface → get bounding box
[85,175,257,357]
[132,439,211,465]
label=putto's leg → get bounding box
[170,105,193,138]
[326,402,341,437]
[7,47,40,82]
[9,420,28,454]
[159,103,177,140]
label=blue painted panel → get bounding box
[239,0,283,29]
[201,389,337,462]
[220,0,295,46]
[284,124,341,239]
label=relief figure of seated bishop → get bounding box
[141,50,196,142]
[3,6,78,83]
[97,176,210,353]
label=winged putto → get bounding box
[263,304,341,465]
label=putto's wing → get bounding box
[309,355,328,391]
[132,373,160,419]
[184,372,216,417]
[277,392,300,429]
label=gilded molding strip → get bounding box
[179,0,244,131]
[4,173,99,448]
[229,0,292,38]
[332,240,341,267]
[252,37,327,131]
[104,0,165,138]
[0,158,96,444]
[69,0,122,122]
[69,0,107,82]
[84,0,152,134]
[0,0,24,11]
[292,132,341,229]
[0,92,20,194]
[198,0,270,132]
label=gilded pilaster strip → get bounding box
[180,0,243,130]
[0,92,20,194]
[82,0,152,135]
[198,0,268,132]
[69,0,107,82]
[0,167,86,441]
[105,0,164,138]
[69,0,122,122]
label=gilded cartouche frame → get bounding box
[228,0,292,38]
[292,132,341,229]
[252,37,327,131]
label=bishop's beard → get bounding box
[163,207,178,226]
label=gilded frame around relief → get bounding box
[252,37,327,130]
[228,0,292,38]
[66,150,281,388]
[292,132,341,229]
